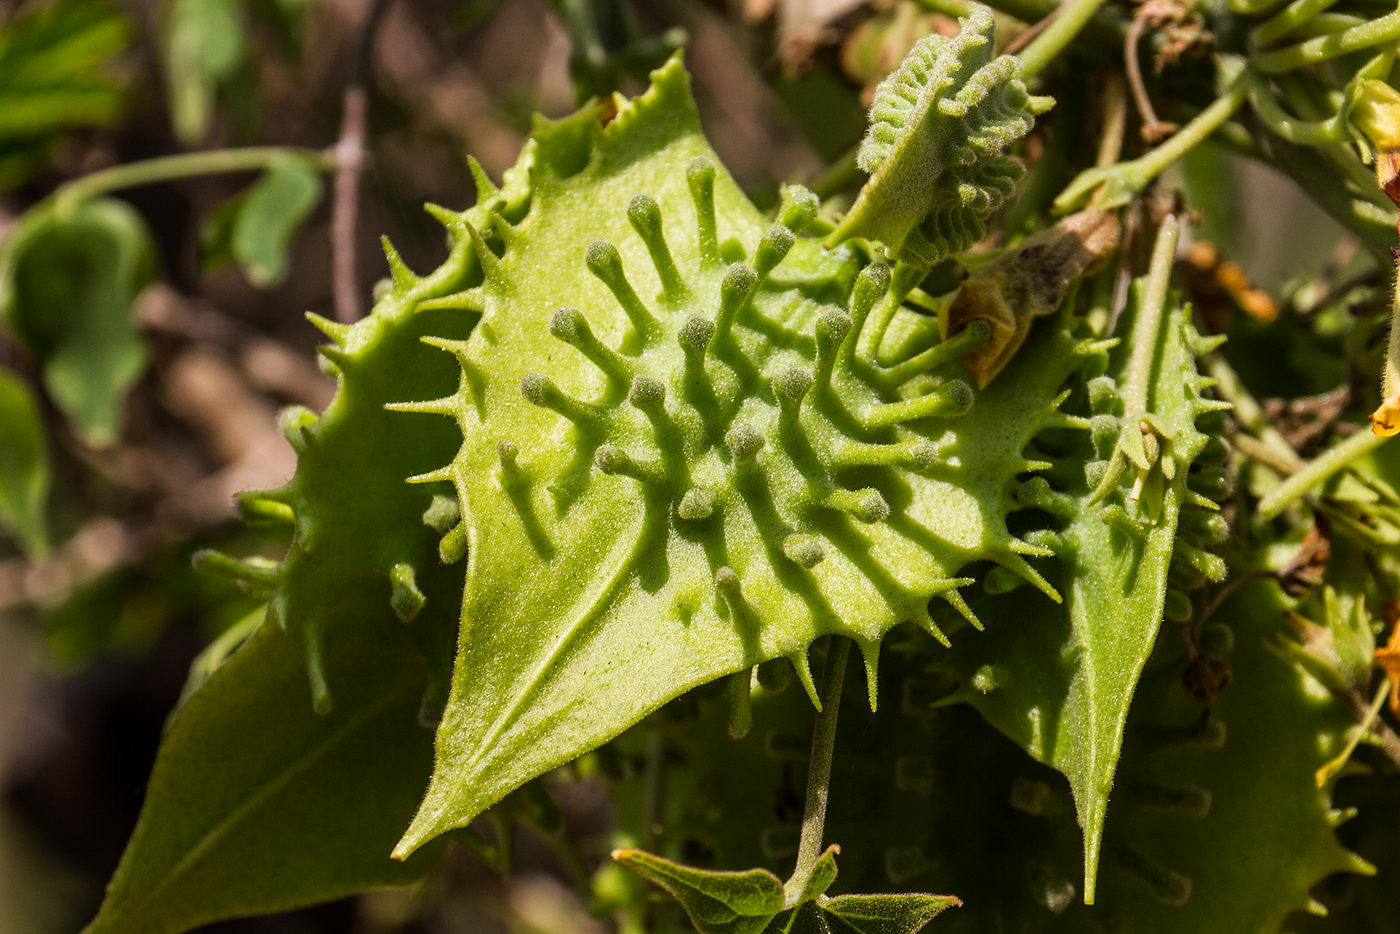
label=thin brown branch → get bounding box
[331,0,392,324]
[1004,5,1062,56]
[1124,14,1177,143]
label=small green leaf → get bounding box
[0,367,51,555]
[0,197,155,444]
[163,0,249,144]
[231,154,323,288]
[84,616,444,934]
[819,893,962,934]
[613,848,787,934]
[790,846,841,905]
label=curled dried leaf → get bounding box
[941,208,1119,387]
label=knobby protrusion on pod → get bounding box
[586,240,659,339]
[628,193,687,300]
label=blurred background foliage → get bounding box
[0,0,1390,931]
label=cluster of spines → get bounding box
[393,151,1096,714]
[192,182,516,712]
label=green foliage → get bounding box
[391,54,1097,857]
[0,197,154,445]
[825,8,1051,267]
[230,153,323,287]
[56,2,1400,932]
[941,226,1230,899]
[83,617,445,934]
[0,0,130,189]
[613,849,792,933]
[0,366,51,555]
[162,0,249,144]
[1074,577,1370,933]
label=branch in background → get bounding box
[1124,10,1177,143]
[331,0,393,324]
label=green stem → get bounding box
[1203,354,1303,470]
[786,637,850,901]
[1054,68,1249,211]
[1017,0,1111,78]
[1228,0,1288,16]
[1291,12,1365,39]
[1245,73,1349,144]
[1123,215,1179,419]
[1254,9,1400,72]
[52,146,335,213]
[1129,72,1250,183]
[1258,428,1393,518]
[810,144,861,200]
[906,0,973,16]
[1251,0,1341,47]
[1383,268,1400,402]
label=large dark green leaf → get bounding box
[0,366,51,556]
[0,197,155,445]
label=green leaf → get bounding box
[819,893,961,933]
[613,848,787,934]
[1063,575,1370,933]
[943,275,1226,899]
[392,55,1098,857]
[0,197,155,445]
[793,846,841,905]
[0,366,51,555]
[824,7,1051,267]
[231,154,323,288]
[163,0,249,144]
[83,614,445,934]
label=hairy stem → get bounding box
[51,147,334,213]
[1370,268,1400,435]
[1258,428,1393,518]
[787,637,850,900]
[1254,9,1400,72]
[1018,0,1111,78]
[1123,215,1178,419]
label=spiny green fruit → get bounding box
[390,53,1099,858]
[826,6,1052,267]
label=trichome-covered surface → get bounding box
[391,52,1093,856]
[825,7,1051,267]
[940,241,1232,900]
